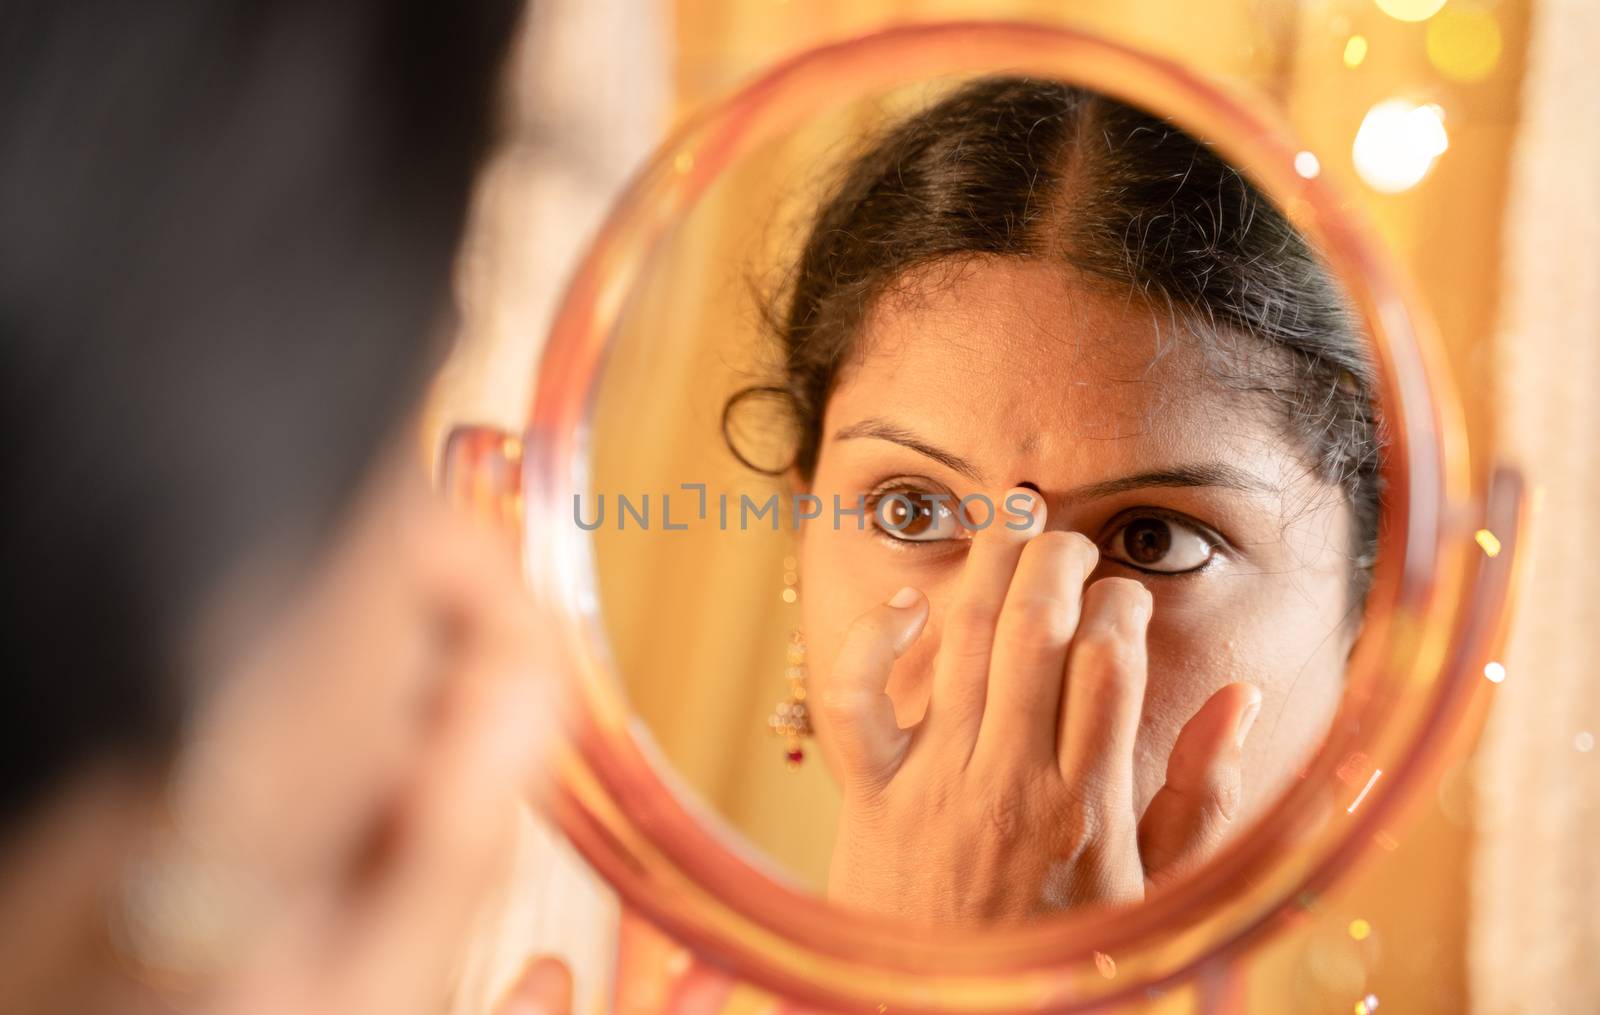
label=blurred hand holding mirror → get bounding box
[589,74,1377,921]
[452,21,1519,1011]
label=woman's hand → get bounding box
[156,471,565,1015]
[819,488,1261,922]
[491,957,573,1015]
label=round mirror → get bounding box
[445,21,1522,1013]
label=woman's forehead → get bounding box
[831,258,1289,485]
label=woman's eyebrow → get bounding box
[832,418,1270,497]
[832,417,983,481]
[1064,464,1272,501]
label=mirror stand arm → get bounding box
[437,424,526,553]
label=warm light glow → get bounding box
[1484,660,1507,684]
[1344,34,1370,67]
[1475,528,1502,556]
[1349,918,1372,941]
[1374,0,1447,22]
[1347,769,1383,813]
[1353,100,1449,193]
[1576,731,1595,753]
[1295,150,1322,178]
[1427,8,1502,82]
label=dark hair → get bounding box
[0,0,520,831]
[727,77,1383,600]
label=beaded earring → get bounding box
[768,556,811,769]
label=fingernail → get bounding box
[1235,694,1263,747]
[500,957,572,1015]
[1005,488,1044,534]
[886,587,928,652]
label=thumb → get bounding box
[1137,682,1261,887]
[492,956,573,1015]
[813,586,928,791]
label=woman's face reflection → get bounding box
[797,257,1357,847]
[697,75,1382,920]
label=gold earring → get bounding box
[769,630,811,769]
[769,556,810,769]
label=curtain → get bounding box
[1471,1,1600,1010]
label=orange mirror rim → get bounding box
[484,20,1519,1014]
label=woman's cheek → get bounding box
[1136,588,1347,821]
[1129,611,1247,808]
[1240,635,1345,816]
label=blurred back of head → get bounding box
[0,0,520,831]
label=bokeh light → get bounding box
[1484,660,1507,684]
[1295,150,1322,178]
[1353,100,1450,193]
[1427,8,1503,82]
[1475,528,1503,556]
[1301,928,1369,997]
[1344,34,1370,68]
[1374,0,1448,22]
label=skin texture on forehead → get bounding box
[841,257,1299,465]
[797,256,1356,822]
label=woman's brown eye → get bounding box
[882,496,928,535]
[871,489,960,543]
[1104,514,1214,573]
[1124,518,1171,565]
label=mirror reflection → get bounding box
[588,74,1381,922]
